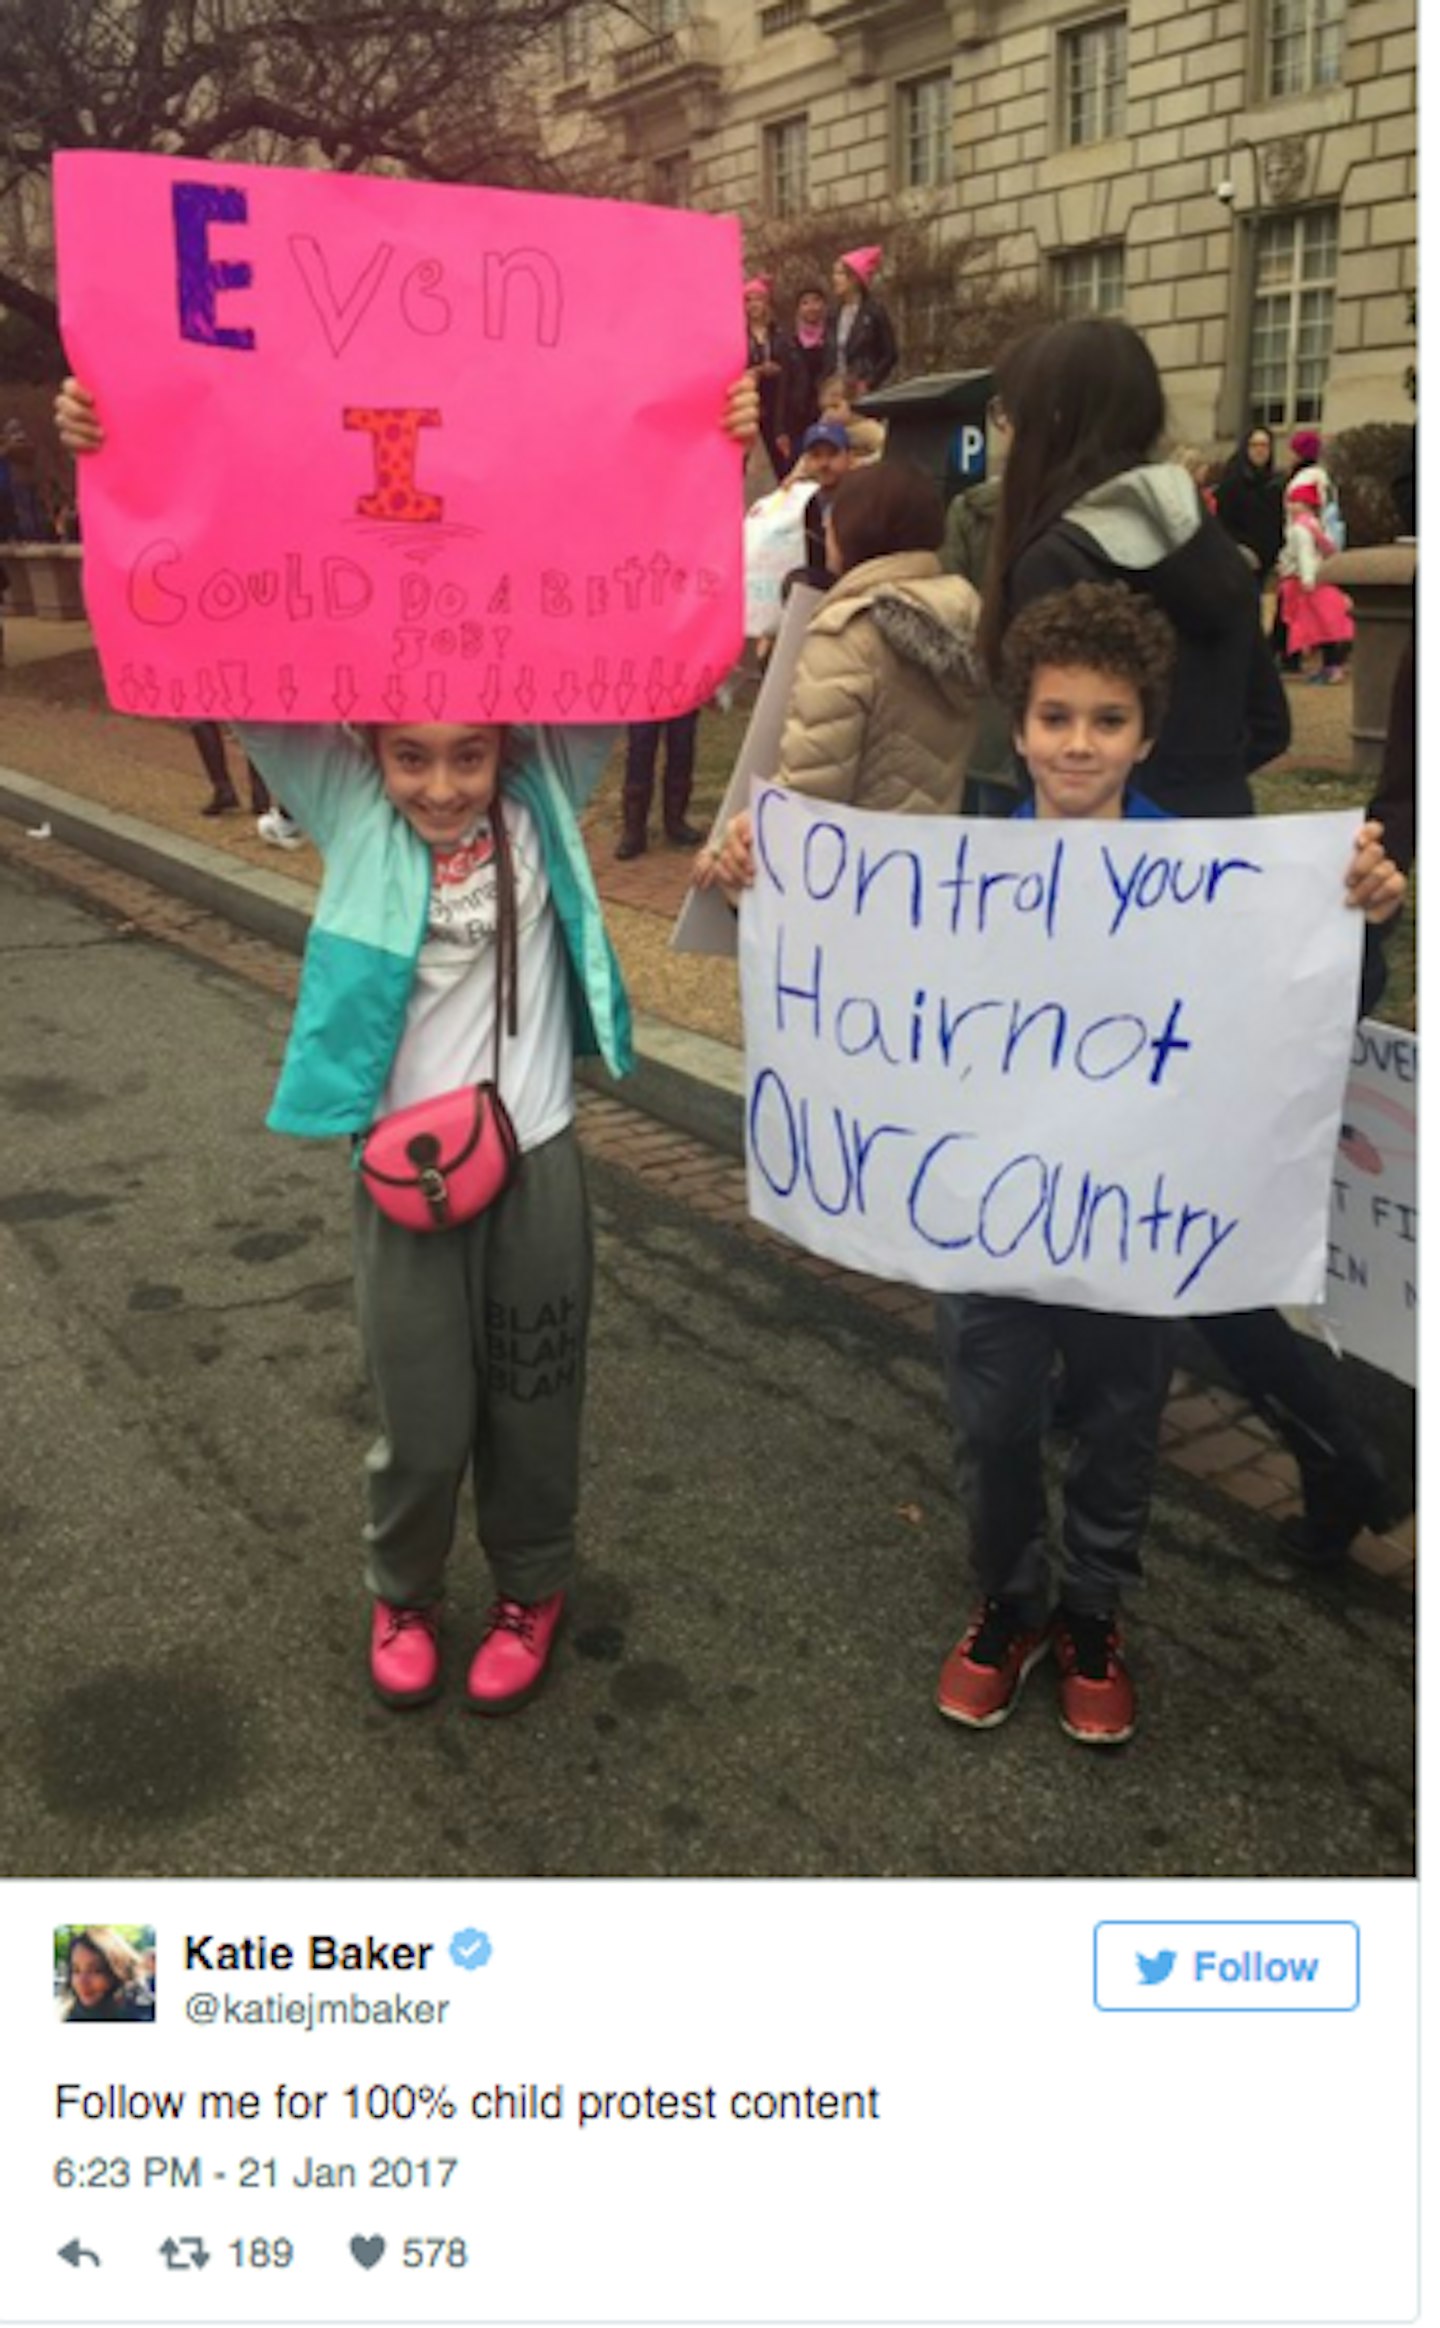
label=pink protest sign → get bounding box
[54,152,745,724]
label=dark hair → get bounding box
[999,583,1177,740]
[828,461,944,572]
[795,282,827,305]
[977,318,1168,671]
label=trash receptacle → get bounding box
[854,369,994,504]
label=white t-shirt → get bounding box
[379,798,573,1151]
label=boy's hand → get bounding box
[724,377,760,448]
[55,378,103,455]
[1345,820,1407,925]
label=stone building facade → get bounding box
[542,0,1417,443]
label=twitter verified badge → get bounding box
[1094,1923,1360,2011]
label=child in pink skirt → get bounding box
[1278,477,1353,683]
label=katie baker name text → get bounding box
[185,1934,433,1973]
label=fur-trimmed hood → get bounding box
[773,550,982,818]
[806,551,982,705]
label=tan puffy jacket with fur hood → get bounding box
[776,550,982,815]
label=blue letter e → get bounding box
[174,183,256,349]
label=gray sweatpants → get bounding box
[351,1125,593,1608]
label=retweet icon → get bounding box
[1136,1948,1177,1986]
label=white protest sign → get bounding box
[740,794,1363,1316]
[1298,1020,1417,1385]
[743,479,818,638]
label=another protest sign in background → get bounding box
[54,153,744,725]
[740,794,1364,1317]
[1300,1021,1417,1386]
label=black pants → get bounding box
[623,714,699,835]
[1193,1309,1377,1500]
[936,1294,1175,1625]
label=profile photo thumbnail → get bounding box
[54,1926,156,2025]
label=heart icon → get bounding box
[350,2235,385,2270]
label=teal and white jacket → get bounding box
[237,722,633,1139]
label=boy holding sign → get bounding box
[708,581,1402,1747]
[933,585,1404,1746]
[56,373,757,1720]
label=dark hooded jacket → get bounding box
[1215,442,1286,576]
[1009,465,1290,818]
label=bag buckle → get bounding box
[408,1137,451,1228]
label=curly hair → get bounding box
[999,583,1177,739]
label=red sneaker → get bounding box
[466,1592,565,1716]
[370,1601,442,1707]
[1053,1609,1136,1746]
[936,1599,1051,1730]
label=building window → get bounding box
[1053,243,1126,317]
[760,0,806,31]
[899,72,953,189]
[764,116,809,216]
[1265,0,1346,98]
[651,151,693,207]
[556,3,598,80]
[644,0,684,26]
[1248,208,1338,425]
[1061,15,1127,147]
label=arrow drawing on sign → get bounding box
[477,665,500,716]
[277,665,299,713]
[514,665,537,715]
[614,556,646,612]
[171,681,188,715]
[218,661,251,717]
[645,654,666,715]
[382,674,408,718]
[555,669,581,715]
[587,658,610,713]
[194,668,217,714]
[333,666,358,718]
[425,670,448,718]
[139,664,161,711]
[615,658,636,716]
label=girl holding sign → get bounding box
[57,373,757,1718]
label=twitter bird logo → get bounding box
[1137,1948,1177,1986]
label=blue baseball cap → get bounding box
[801,420,850,453]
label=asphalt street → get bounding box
[0,860,1414,1880]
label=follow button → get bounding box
[1093,1921,1360,2012]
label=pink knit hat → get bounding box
[839,245,883,286]
[743,275,773,300]
[1289,427,1322,464]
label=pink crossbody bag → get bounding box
[358,800,521,1233]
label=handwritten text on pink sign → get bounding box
[55,153,744,723]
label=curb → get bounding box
[0,761,748,1158]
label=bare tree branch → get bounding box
[0,0,615,345]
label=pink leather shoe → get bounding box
[466,1592,565,1715]
[370,1601,442,1707]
